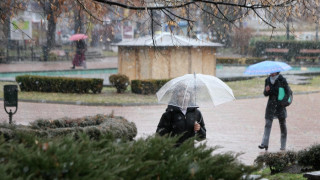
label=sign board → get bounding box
[122,25,134,40]
[10,17,32,40]
[4,85,18,107]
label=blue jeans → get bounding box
[261,118,287,149]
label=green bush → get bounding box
[0,134,256,179]
[254,151,297,174]
[109,74,130,93]
[15,75,103,94]
[297,144,320,170]
[131,79,170,94]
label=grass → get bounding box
[1,76,320,105]
[229,76,320,98]
[254,168,305,180]
[0,82,157,104]
[101,50,118,57]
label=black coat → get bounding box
[264,74,289,119]
[76,40,86,55]
[156,105,206,144]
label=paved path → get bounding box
[1,92,320,165]
[0,57,117,72]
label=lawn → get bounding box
[1,76,320,105]
[254,168,306,180]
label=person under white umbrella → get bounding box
[156,73,235,146]
[156,85,206,146]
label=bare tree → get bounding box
[2,0,320,51]
[85,0,320,35]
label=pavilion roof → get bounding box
[115,32,223,47]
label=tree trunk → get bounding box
[44,2,57,61]
[286,17,290,40]
[4,13,10,62]
[46,13,57,49]
[316,20,319,41]
[74,7,84,34]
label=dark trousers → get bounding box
[261,118,287,149]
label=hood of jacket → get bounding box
[165,105,199,113]
[267,74,285,84]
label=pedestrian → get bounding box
[71,39,87,69]
[156,86,206,146]
[259,72,288,151]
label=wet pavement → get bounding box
[1,92,320,165]
[0,57,118,72]
[1,58,320,165]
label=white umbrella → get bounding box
[156,74,235,108]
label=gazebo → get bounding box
[116,32,223,80]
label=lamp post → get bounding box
[3,85,18,124]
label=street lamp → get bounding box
[3,85,18,124]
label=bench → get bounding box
[49,49,69,61]
[304,171,320,180]
[264,48,289,60]
[295,49,320,63]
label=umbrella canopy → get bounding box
[244,60,292,75]
[69,34,88,41]
[156,74,235,108]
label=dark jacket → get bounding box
[76,40,86,55]
[156,105,206,144]
[264,74,289,119]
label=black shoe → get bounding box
[71,66,75,69]
[258,144,268,150]
[280,148,286,151]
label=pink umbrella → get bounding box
[69,34,88,41]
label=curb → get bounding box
[1,91,319,107]
[0,98,160,107]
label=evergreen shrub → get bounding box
[254,151,297,174]
[297,144,320,170]
[15,75,103,94]
[109,73,130,93]
[131,79,170,94]
[0,134,256,179]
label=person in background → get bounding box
[259,72,289,151]
[156,86,206,146]
[71,39,87,69]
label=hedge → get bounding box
[255,144,320,174]
[0,114,137,140]
[109,73,130,93]
[16,75,103,94]
[216,57,265,65]
[131,79,170,94]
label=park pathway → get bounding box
[1,92,320,165]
